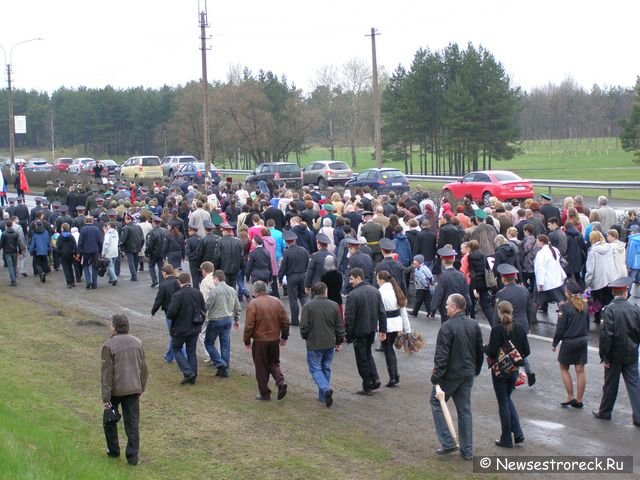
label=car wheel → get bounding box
[482,191,491,207]
[317,177,327,190]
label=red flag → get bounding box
[19,164,30,193]
[131,184,136,203]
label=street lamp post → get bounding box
[0,37,43,167]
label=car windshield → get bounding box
[381,170,403,179]
[329,162,348,170]
[141,157,160,166]
[493,172,522,181]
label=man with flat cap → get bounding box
[495,263,537,386]
[359,211,384,262]
[304,232,335,296]
[279,230,310,326]
[431,246,471,323]
[376,238,407,294]
[593,276,640,425]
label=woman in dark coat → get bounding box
[485,300,530,448]
[245,235,272,284]
[492,235,520,290]
[467,240,494,325]
[564,221,586,288]
[552,280,589,408]
[166,222,185,269]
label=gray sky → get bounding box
[1,0,637,95]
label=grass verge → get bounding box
[0,292,462,480]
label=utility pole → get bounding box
[198,1,211,174]
[6,64,15,167]
[367,27,383,168]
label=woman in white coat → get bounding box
[376,270,411,388]
[534,234,567,310]
[585,231,618,324]
[102,222,120,285]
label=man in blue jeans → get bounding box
[204,270,241,377]
[430,293,483,460]
[300,282,345,407]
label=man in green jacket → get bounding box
[300,282,345,407]
[101,314,148,466]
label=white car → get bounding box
[68,157,95,175]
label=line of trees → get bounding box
[0,43,636,175]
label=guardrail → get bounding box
[220,169,639,198]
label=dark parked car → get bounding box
[344,168,410,195]
[246,162,302,189]
[174,162,220,185]
[80,159,121,176]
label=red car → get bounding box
[442,170,534,206]
[53,157,73,172]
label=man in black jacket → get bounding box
[413,220,437,270]
[430,293,483,461]
[278,231,310,326]
[430,247,471,323]
[304,233,334,296]
[145,216,168,288]
[166,272,206,385]
[120,214,144,281]
[218,223,243,288]
[197,220,222,272]
[151,265,182,363]
[0,220,21,286]
[375,238,407,294]
[593,277,640,425]
[344,267,387,395]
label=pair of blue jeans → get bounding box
[430,376,474,458]
[4,253,17,283]
[172,334,198,378]
[204,318,232,369]
[83,252,99,288]
[107,257,117,283]
[306,348,334,400]
[491,371,523,446]
[164,318,186,362]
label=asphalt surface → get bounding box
[7,192,639,477]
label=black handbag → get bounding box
[103,403,121,426]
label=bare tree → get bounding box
[342,58,372,167]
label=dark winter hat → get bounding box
[379,238,396,251]
[413,254,424,264]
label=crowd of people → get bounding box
[1,176,639,465]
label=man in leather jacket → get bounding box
[593,276,640,425]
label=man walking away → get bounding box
[204,270,241,378]
[430,293,483,461]
[166,273,206,385]
[0,220,22,286]
[593,276,640,425]
[243,281,290,401]
[344,267,387,395]
[101,314,148,466]
[151,265,182,363]
[300,282,345,407]
[278,230,310,325]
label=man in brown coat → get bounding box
[101,314,148,466]
[244,280,290,400]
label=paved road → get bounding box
[4,258,639,476]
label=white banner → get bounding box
[14,115,26,134]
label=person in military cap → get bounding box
[92,196,108,221]
[495,263,536,386]
[304,232,335,296]
[14,197,30,235]
[5,197,17,219]
[43,180,57,204]
[29,197,44,223]
[197,220,222,277]
[321,203,337,227]
[359,210,384,262]
[430,246,471,323]
[120,213,145,281]
[346,236,375,288]
[145,215,169,287]
[56,180,68,204]
[593,276,640,425]
[218,223,243,288]
[375,237,407,294]
[73,205,87,231]
[279,230,310,326]
[539,193,561,225]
